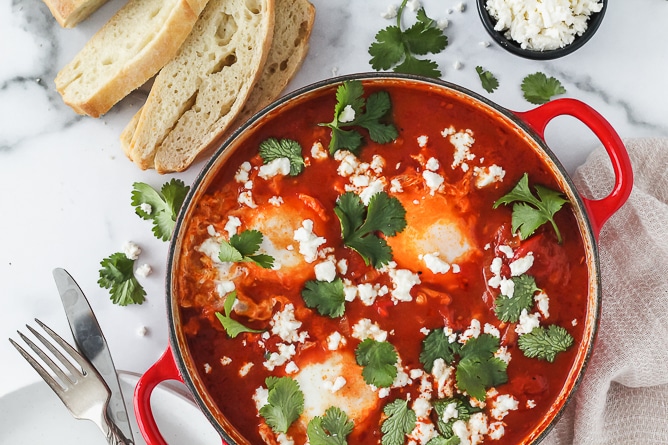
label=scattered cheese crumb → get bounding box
[123,241,141,260]
[135,263,152,277]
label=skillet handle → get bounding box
[514,98,633,239]
[134,347,181,445]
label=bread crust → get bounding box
[55,0,210,118]
[42,0,109,28]
[124,0,277,172]
[122,0,315,173]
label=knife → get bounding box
[53,268,135,444]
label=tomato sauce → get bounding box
[174,80,590,445]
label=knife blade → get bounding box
[53,268,135,444]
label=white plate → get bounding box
[0,370,220,444]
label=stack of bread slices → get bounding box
[47,0,315,173]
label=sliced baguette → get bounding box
[55,0,210,117]
[42,0,110,28]
[123,0,275,173]
[120,0,315,170]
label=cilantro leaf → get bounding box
[455,334,508,400]
[426,436,460,445]
[259,138,305,176]
[475,66,499,93]
[302,278,346,318]
[98,253,146,306]
[259,376,304,434]
[335,191,406,268]
[215,292,264,338]
[518,325,574,362]
[433,397,482,438]
[355,339,398,388]
[494,274,540,322]
[381,399,417,445]
[218,229,275,268]
[319,80,398,155]
[419,328,461,372]
[521,72,566,105]
[131,179,190,241]
[369,3,448,78]
[493,173,569,243]
[307,406,354,445]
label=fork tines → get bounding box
[9,318,93,392]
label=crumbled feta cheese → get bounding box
[357,283,379,306]
[335,150,359,177]
[388,268,421,303]
[238,190,257,208]
[407,0,421,11]
[510,252,534,276]
[314,258,337,282]
[449,129,476,169]
[381,3,399,19]
[239,362,254,376]
[139,202,152,214]
[264,343,296,370]
[253,386,268,411]
[358,178,386,205]
[439,18,450,30]
[337,258,348,275]
[323,376,347,393]
[339,105,356,123]
[268,196,284,206]
[224,216,242,238]
[204,363,212,374]
[499,277,515,298]
[270,304,303,343]
[293,219,326,263]
[370,155,386,173]
[234,161,251,183]
[423,252,451,274]
[423,170,445,195]
[285,361,299,374]
[123,241,141,260]
[390,178,404,193]
[431,358,455,398]
[498,245,514,258]
[474,164,506,188]
[491,394,519,420]
[488,421,505,440]
[442,401,459,423]
[135,263,152,277]
[485,0,604,51]
[452,419,471,444]
[216,280,235,297]
[352,318,388,342]
[276,433,294,445]
[137,326,148,337]
[417,135,429,148]
[310,142,328,160]
[483,323,500,338]
[258,157,291,179]
[460,319,481,342]
[515,309,541,334]
[535,291,550,318]
[220,356,232,366]
[425,157,440,171]
[327,331,346,350]
[527,399,537,409]
[495,346,512,364]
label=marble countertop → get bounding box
[1,0,667,413]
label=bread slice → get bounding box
[42,0,110,28]
[122,0,277,173]
[55,0,210,117]
[120,0,314,171]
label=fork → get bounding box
[9,319,130,445]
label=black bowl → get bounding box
[477,0,607,60]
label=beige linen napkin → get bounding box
[542,138,668,444]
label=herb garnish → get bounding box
[355,338,398,388]
[476,66,499,93]
[335,191,406,268]
[369,0,448,77]
[521,72,567,104]
[98,253,146,306]
[218,229,275,269]
[215,291,264,338]
[131,179,190,241]
[380,399,417,445]
[494,274,540,322]
[302,277,346,318]
[259,376,305,434]
[259,138,305,176]
[319,80,398,155]
[455,334,508,400]
[307,406,354,445]
[518,325,574,362]
[494,173,569,243]
[419,328,461,372]
[433,397,482,439]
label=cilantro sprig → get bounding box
[369,0,448,77]
[493,173,569,243]
[521,72,567,105]
[259,376,304,434]
[355,339,398,388]
[419,328,461,372]
[319,80,398,155]
[518,325,574,362]
[218,229,275,268]
[335,191,406,268]
[98,253,146,306]
[259,138,305,176]
[302,277,346,318]
[494,274,540,322]
[433,397,482,439]
[455,334,508,400]
[380,399,416,445]
[131,179,190,241]
[215,291,264,338]
[475,66,499,93]
[307,406,354,445]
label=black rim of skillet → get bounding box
[476,0,607,60]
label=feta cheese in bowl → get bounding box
[477,0,607,59]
